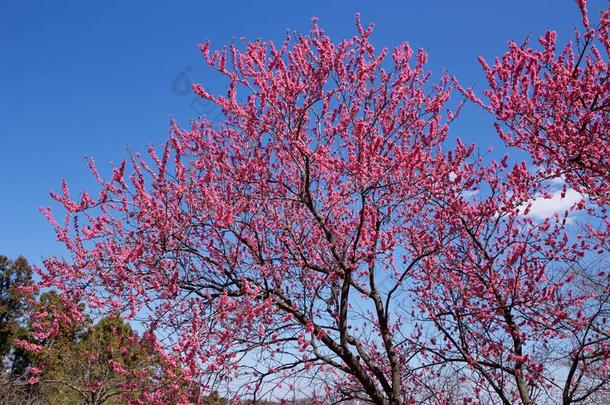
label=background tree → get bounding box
[25,292,178,404]
[10,290,186,405]
[0,254,38,404]
[0,254,33,375]
[39,315,158,404]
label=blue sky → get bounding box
[0,0,603,264]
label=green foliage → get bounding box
[39,314,157,404]
[0,255,33,375]
[202,391,224,405]
[0,255,168,404]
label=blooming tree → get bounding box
[466,0,609,204]
[26,1,609,404]
[433,2,610,403]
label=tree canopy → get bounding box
[23,1,610,404]
[0,254,34,385]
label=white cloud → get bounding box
[462,189,479,198]
[524,188,583,221]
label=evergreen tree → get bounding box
[0,255,33,375]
